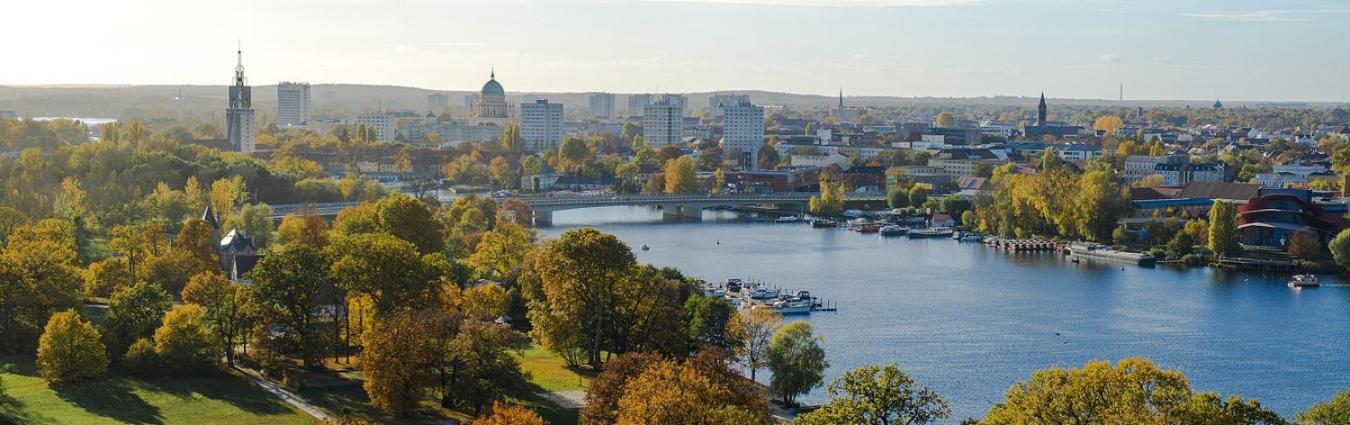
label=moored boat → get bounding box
[879,225,907,237]
[810,218,839,228]
[908,228,954,239]
[772,300,813,315]
[774,215,802,224]
[1288,274,1320,288]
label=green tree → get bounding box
[248,245,336,367]
[103,280,172,359]
[153,304,221,374]
[374,194,445,255]
[1208,200,1241,257]
[1075,170,1129,242]
[1299,390,1350,425]
[181,272,251,365]
[467,222,533,279]
[767,321,828,406]
[446,320,531,415]
[738,307,781,382]
[684,296,740,355]
[37,310,108,383]
[887,186,910,209]
[984,357,1284,425]
[329,233,443,318]
[236,203,275,250]
[756,143,781,170]
[1329,229,1350,271]
[795,364,950,425]
[530,228,636,369]
[499,122,523,151]
[664,156,698,194]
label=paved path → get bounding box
[540,390,586,409]
[234,365,333,421]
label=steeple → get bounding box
[490,67,495,80]
[234,43,245,83]
[838,89,844,108]
[1036,92,1047,127]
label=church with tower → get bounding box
[225,47,256,153]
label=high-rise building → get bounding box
[658,94,687,117]
[520,99,564,151]
[276,82,310,128]
[643,99,685,147]
[589,93,615,119]
[627,94,652,119]
[356,113,395,142]
[709,94,750,118]
[226,48,256,153]
[721,101,765,168]
[427,92,450,111]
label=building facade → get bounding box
[520,99,564,151]
[472,71,511,126]
[721,101,765,168]
[627,94,652,118]
[276,82,311,128]
[356,113,395,142]
[642,99,685,147]
[588,93,615,119]
[709,94,750,118]
[225,49,256,153]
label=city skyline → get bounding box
[5,0,1350,102]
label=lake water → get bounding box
[538,206,1350,420]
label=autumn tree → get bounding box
[767,321,828,406]
[103,280,173,359]
[1093,115,1125,135]
[1208,200,1241,257]
[277,213,331,249]
[496,198,534,227]
[935,112,956,128]
[181,272,251,365]
[248,245,337,367]
[499,122,523,152]
[473,401,547,425]
[329,233,444,318]
[664,156,698,194]
[1288,228,1324,259]
[530,228,636,369]
[362,310,446,417]
[614,356,768,424]
[37,310,108,383]
[374,193,445,255]
[1299,389,1350,425]
[983,357,1284,424]
[738,308,782,382]
[153,304,222,374]
[84,256,132,297]
[236,203,275,250]
[468,222,533,279]
[795,364,950,425]
[581,352,664,425]
[0,236,82,352]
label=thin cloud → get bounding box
[642,0,984,6]
[1184,9,1350,22]
[1153,57,1173,64]
[1100,53,1120,63]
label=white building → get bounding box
[356,113,395,142]
[276,82,311,128]
[520,99,564,151]
[721,101,765,168]
[642,99,685,147]
[658,94,688,117]
[588,93,615,119]
[225,49,256,153]
[709,94,750,118]
[627,94,652,118]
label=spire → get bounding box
[234,42,245,82]
[490,67,495,80]
[1039,92,1045,106]
[838,89,844,108]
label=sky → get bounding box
[4,0,1350,102]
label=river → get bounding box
[536,206,1350,419]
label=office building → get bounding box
[276,82,310,127]
[642,99,685,147]
[721,101,765,168]
[709,94,750,118]
[357,113,395,142]
[520,99,564,151]
[658,94,687,117]
[627,94,652,118]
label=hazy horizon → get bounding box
[6,0,1350,102]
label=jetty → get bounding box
[986,238,1059,252]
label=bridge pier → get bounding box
[661,205,703,222]
[533,210,553,226]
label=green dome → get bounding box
[481,78,504,97]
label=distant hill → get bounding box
[0,84,1342,123]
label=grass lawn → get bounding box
[0,355,313,425]
[518,345,591,392]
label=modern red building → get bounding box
[1237,188,1347,248]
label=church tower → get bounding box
[226,46,256,153]
[1036,92,1047,126]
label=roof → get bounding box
[1177,182,1258,201]
[201,206,219,229]
[481,77,504,97]
[220,228,256,252]
[958,176,988,190]
[1129,187,1183,201]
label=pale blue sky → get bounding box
[5,0,1349,101]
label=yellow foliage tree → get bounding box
[37,310,107,383]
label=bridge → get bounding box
[270,193,887,225]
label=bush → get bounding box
[37,310,108,383]
[121,338,160,376]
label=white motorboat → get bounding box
[1288,274,1320,288]
[774,216,802,223]
[773,300,812,315]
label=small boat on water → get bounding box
[725,278,742,293]
[958,232,984,242]
[810,218,839,228]
[748,286,781,300]
[908,228,955,239]
[641,244,650,251]
[852,223,884,234]
[879,225,908,237]
[772,300,813,315]
[775,215,802,224]
[1288,274,1320,288]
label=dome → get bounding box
[481,77,504,97]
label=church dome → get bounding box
[481,75,504,97]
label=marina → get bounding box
[705,278,839,315]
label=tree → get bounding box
[1167,231,1195,261]
[984,357,1284,425]
[468,222,533,279]
[560,137,591,173]
[1074,170,1129,242]
[472,401,546,425]
[711,168,725,195]
[614,356,768,424]
[767,321,828,406]
[0,236,82,352]
[447,320,531,414]
[795,364,950,425]
[277,213,331,249]
[176,218,219,268]
[1299,390,1350,425]
[1289,228,1323,259]
[935,112,956,128]
[84,256,132,297]
[329,233,441,318]
[36,310,107,383]
[1093,115,1125,135]
[887,186,910,209]
[248,245,336,367]
[664,156,698,194]
[1329,229,1350,271]
[103,280,173,359]
[374,194,445,255]
[496,198,534,227]
[181,272,250,365]
[684,296,741,355]
[153,304,221,374]
[530,228,636,369]
[362,310,445,417]
[236,203,275,250]
[756,144,780,170]
[209,176,246,226]
[1208,200,1241,257]
[738,308,782,382]
[581,352,664,425]
[489,156,515,189]
[812,169,847,216]
[499,122,523,152]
